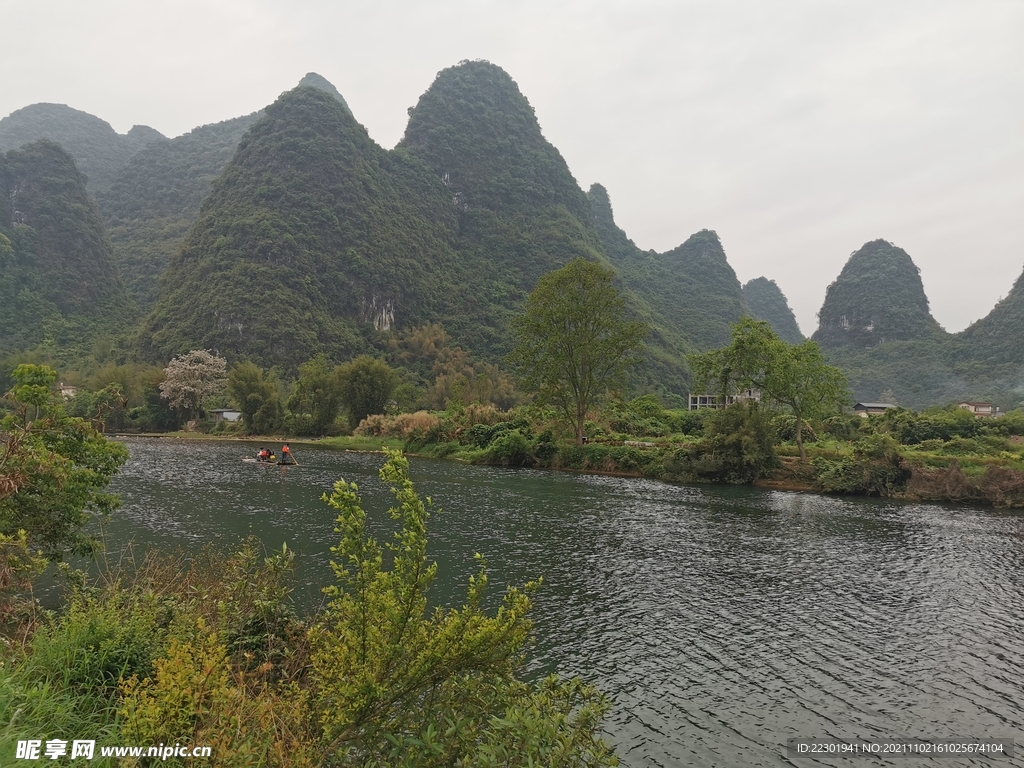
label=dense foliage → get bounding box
[0,451,618,766]
[742,277,803,343]
[0,140,138,363]
[692,320,849,460]
[336,355,400,429]
[138,84,459,370]
[0,103,164,191]
[814,239,945,348]
[511,259,648,444]
[97,112,261,310]
[0,365,127,561]
[226,361,284,434]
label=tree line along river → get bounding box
[95,438,1024,767]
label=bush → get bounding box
[813,434,910,496]
[354,411,440,440]
[822,414,859,441]
[700,404,779,484]
[666,409,708,436]
[488,429,533,465]
[533,429,558,463]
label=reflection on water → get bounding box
[101,438,1024,767]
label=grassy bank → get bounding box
[127,404,1024,508]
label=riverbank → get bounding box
[117,430,1024,508]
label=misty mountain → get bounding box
[138,84,461,370]
[813,240,1024,409]
[96,112,262,310]
[8,63,1024,412]
[0,140,137,359]
[0,103,165,191]
[742,277,803,343]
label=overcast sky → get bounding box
[3,0,1022,335]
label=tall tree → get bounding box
[159,350,227,421]
[337,356,400,430]
[287,354,345,435]
[227,361,283,435]
[510,259,648,445]
[691,319,848,461]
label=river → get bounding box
[98,438,1024,766]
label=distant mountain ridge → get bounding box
[813,240,1024,409]
[0,103,165,191]
[4,65,1024,411]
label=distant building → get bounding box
[209,408,242,423]
[852,402,898,418]
[958,401,1000,418]
[688,389,760,411]
[58,382,77,400]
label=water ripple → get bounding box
[103,439,1024,767]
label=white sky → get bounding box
[3,0,1022,335]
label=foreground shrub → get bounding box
[3,452,618,767]
[906,461,1024,508]
[813,434,911,496]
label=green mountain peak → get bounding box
[0,103,165,190]
[813,239,945,348]
[296,72,352,115]
[959,264,1024,365]
[0,139,137,358]
[742,277,803,343]
[139,84,457,369]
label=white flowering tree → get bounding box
[159,350,227,420]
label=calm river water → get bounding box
[99,438,1024,766]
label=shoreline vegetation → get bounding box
[122,403,1024,509]
[1,447,619,766]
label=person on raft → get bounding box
[257,448,273,462]
[280,444,294,464]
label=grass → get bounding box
[319,435,406,452]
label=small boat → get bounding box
[243,452,277,464]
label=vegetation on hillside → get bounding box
[587,184,755,396]
[960,265,1024,366]
[138,85,460,370]
[810,241,1024,409]
[96,112,261,310]
[0,140,138,364]
[5,65,1024,414]
[692,320,847,461]
[0,103,164,191]
[814,239,946,348]
[742,277,803,343]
